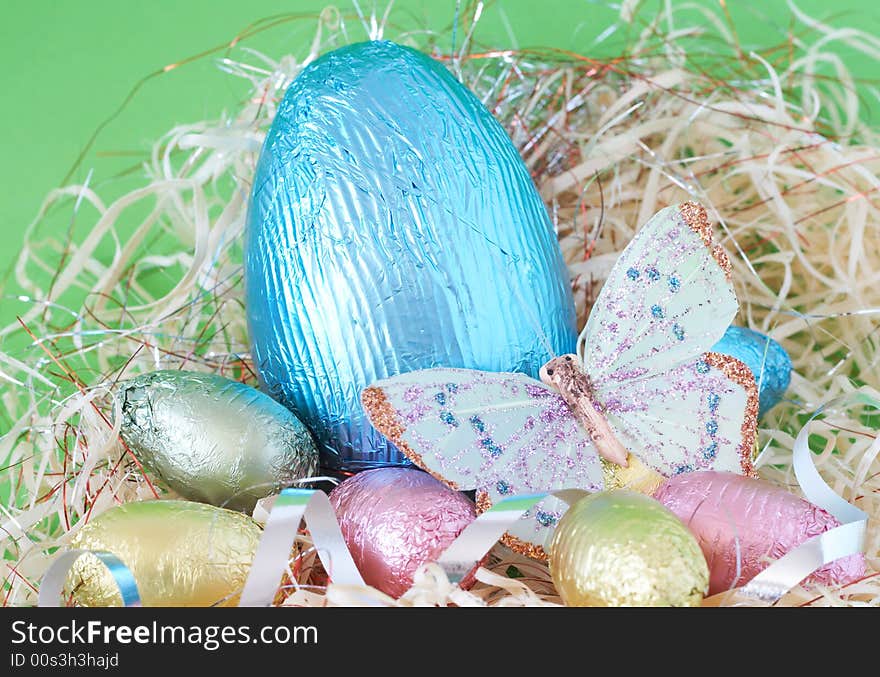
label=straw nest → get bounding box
[2,2,879,607]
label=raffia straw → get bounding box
[1,1,879,606]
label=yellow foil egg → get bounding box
[549,490,708,607]
[66,500,261,607]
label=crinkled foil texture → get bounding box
[118,370,317,513]
[329,468,476,598]
[711,326,791,416]
[245,40,577,472]
[66,501,261,606]
[654,471,866,594]
[549,491,709,606]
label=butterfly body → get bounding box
[540,354,630,466]
[362,202,759,559]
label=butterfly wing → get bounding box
[604,353,758,477]
[580,202,737,383]
[580,202,755,475]
[361,368,604,559]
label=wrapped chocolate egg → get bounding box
[549,491,709,607]
[329,468,476,597]
[246,40,577,473]
[653,471,865,594]
[118,370,317,512]
[711,326,791,416]
[66,500,261,606]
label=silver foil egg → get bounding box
[117,370,317,512]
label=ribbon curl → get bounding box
[239,488,364,606]
[39,549,141,607]
[730,393,872,605]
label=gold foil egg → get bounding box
[549,490,709,607]
[66,500,261,606]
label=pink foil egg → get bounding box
[329,468,477,598]
[653,471,865,594]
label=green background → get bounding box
[0,0,877,324]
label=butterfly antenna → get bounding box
[576,323,588,362]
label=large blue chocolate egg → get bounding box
[245,41,576,472]
[711,326,792,416]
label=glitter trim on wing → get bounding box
[476,490,550,562]
[360,386,460,490]
[704,352,759,476]
[679,201,732,281]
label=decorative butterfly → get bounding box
[361,202,758,560]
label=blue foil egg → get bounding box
[245,41,577,472]
[711,326,792,416]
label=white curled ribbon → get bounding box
[239,488,364,607]
[39,549,141,607]
[241,488,587,603]
[437,490,587,582]
[733,393,874,605]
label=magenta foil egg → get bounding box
[653,471,865,594]
[329,468,477,598]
